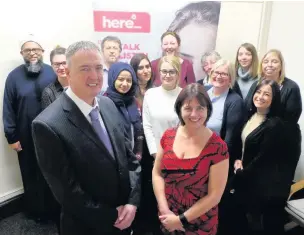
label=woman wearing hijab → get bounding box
[105,62,144,161]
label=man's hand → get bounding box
[114,204,137,230]
[9,141,22,152]
[116,205,124,219]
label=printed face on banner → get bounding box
[93,1,221,81]
[178,24,217,80]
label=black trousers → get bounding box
[218,190,286,235]
[17,144,61,222]
[132,142,162,235]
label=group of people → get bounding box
[2,30,302,235]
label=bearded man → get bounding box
[2,34,56,221]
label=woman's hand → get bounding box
[159,214,185,232]
[159,207,174,216]
[234,160,243,173]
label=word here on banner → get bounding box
[94,11,151,33]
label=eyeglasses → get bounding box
[52,62,67,68]
[214,71,229,78]
[22,48,44,54]
[160,69,177,76]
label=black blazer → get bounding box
[245,78,302,183]
[235,116,290,200]
[32,93,141,235]
[232,81,242,98]
[220,89,246,177]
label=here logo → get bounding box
[94,11,151,33]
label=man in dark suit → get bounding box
[32,41,141,235]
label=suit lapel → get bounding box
[61,93,116,165]
[245,120,266,144]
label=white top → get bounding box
[143,86,182,155]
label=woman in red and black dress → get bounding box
[152,83,229,235]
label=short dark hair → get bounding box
[175,83,212,125]
[248,78,282,119]
[50,46,66,64]
[101,35,122,51]
[168,1,221,32]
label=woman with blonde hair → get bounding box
[233,43,259,100]
[207,59,246,235]
[143,55,182,159]
[142,56,182,234]
[206,59,245,171]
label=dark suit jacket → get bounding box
[220,89,246,177]
[41,79,64,110]
[234,116,290,200]
[32,93,141,235]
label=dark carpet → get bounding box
[0,212,304,235]
[0,212,58,235]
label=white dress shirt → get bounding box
[65,88,107,130]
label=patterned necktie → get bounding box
[89,107,114,158]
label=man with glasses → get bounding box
[3,34,56,221]
[42,46,69,109]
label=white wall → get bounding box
[216,1,266,60]
[0,0,95,203]
[0,0,303,203]
[267,1,304,181]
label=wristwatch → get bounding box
[179,213,190,228]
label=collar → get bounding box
[54,79,64,92]
[208,87,229,102]
[103,64,109,72]
[65,87,99,118]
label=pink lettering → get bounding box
[123,44,141,50]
